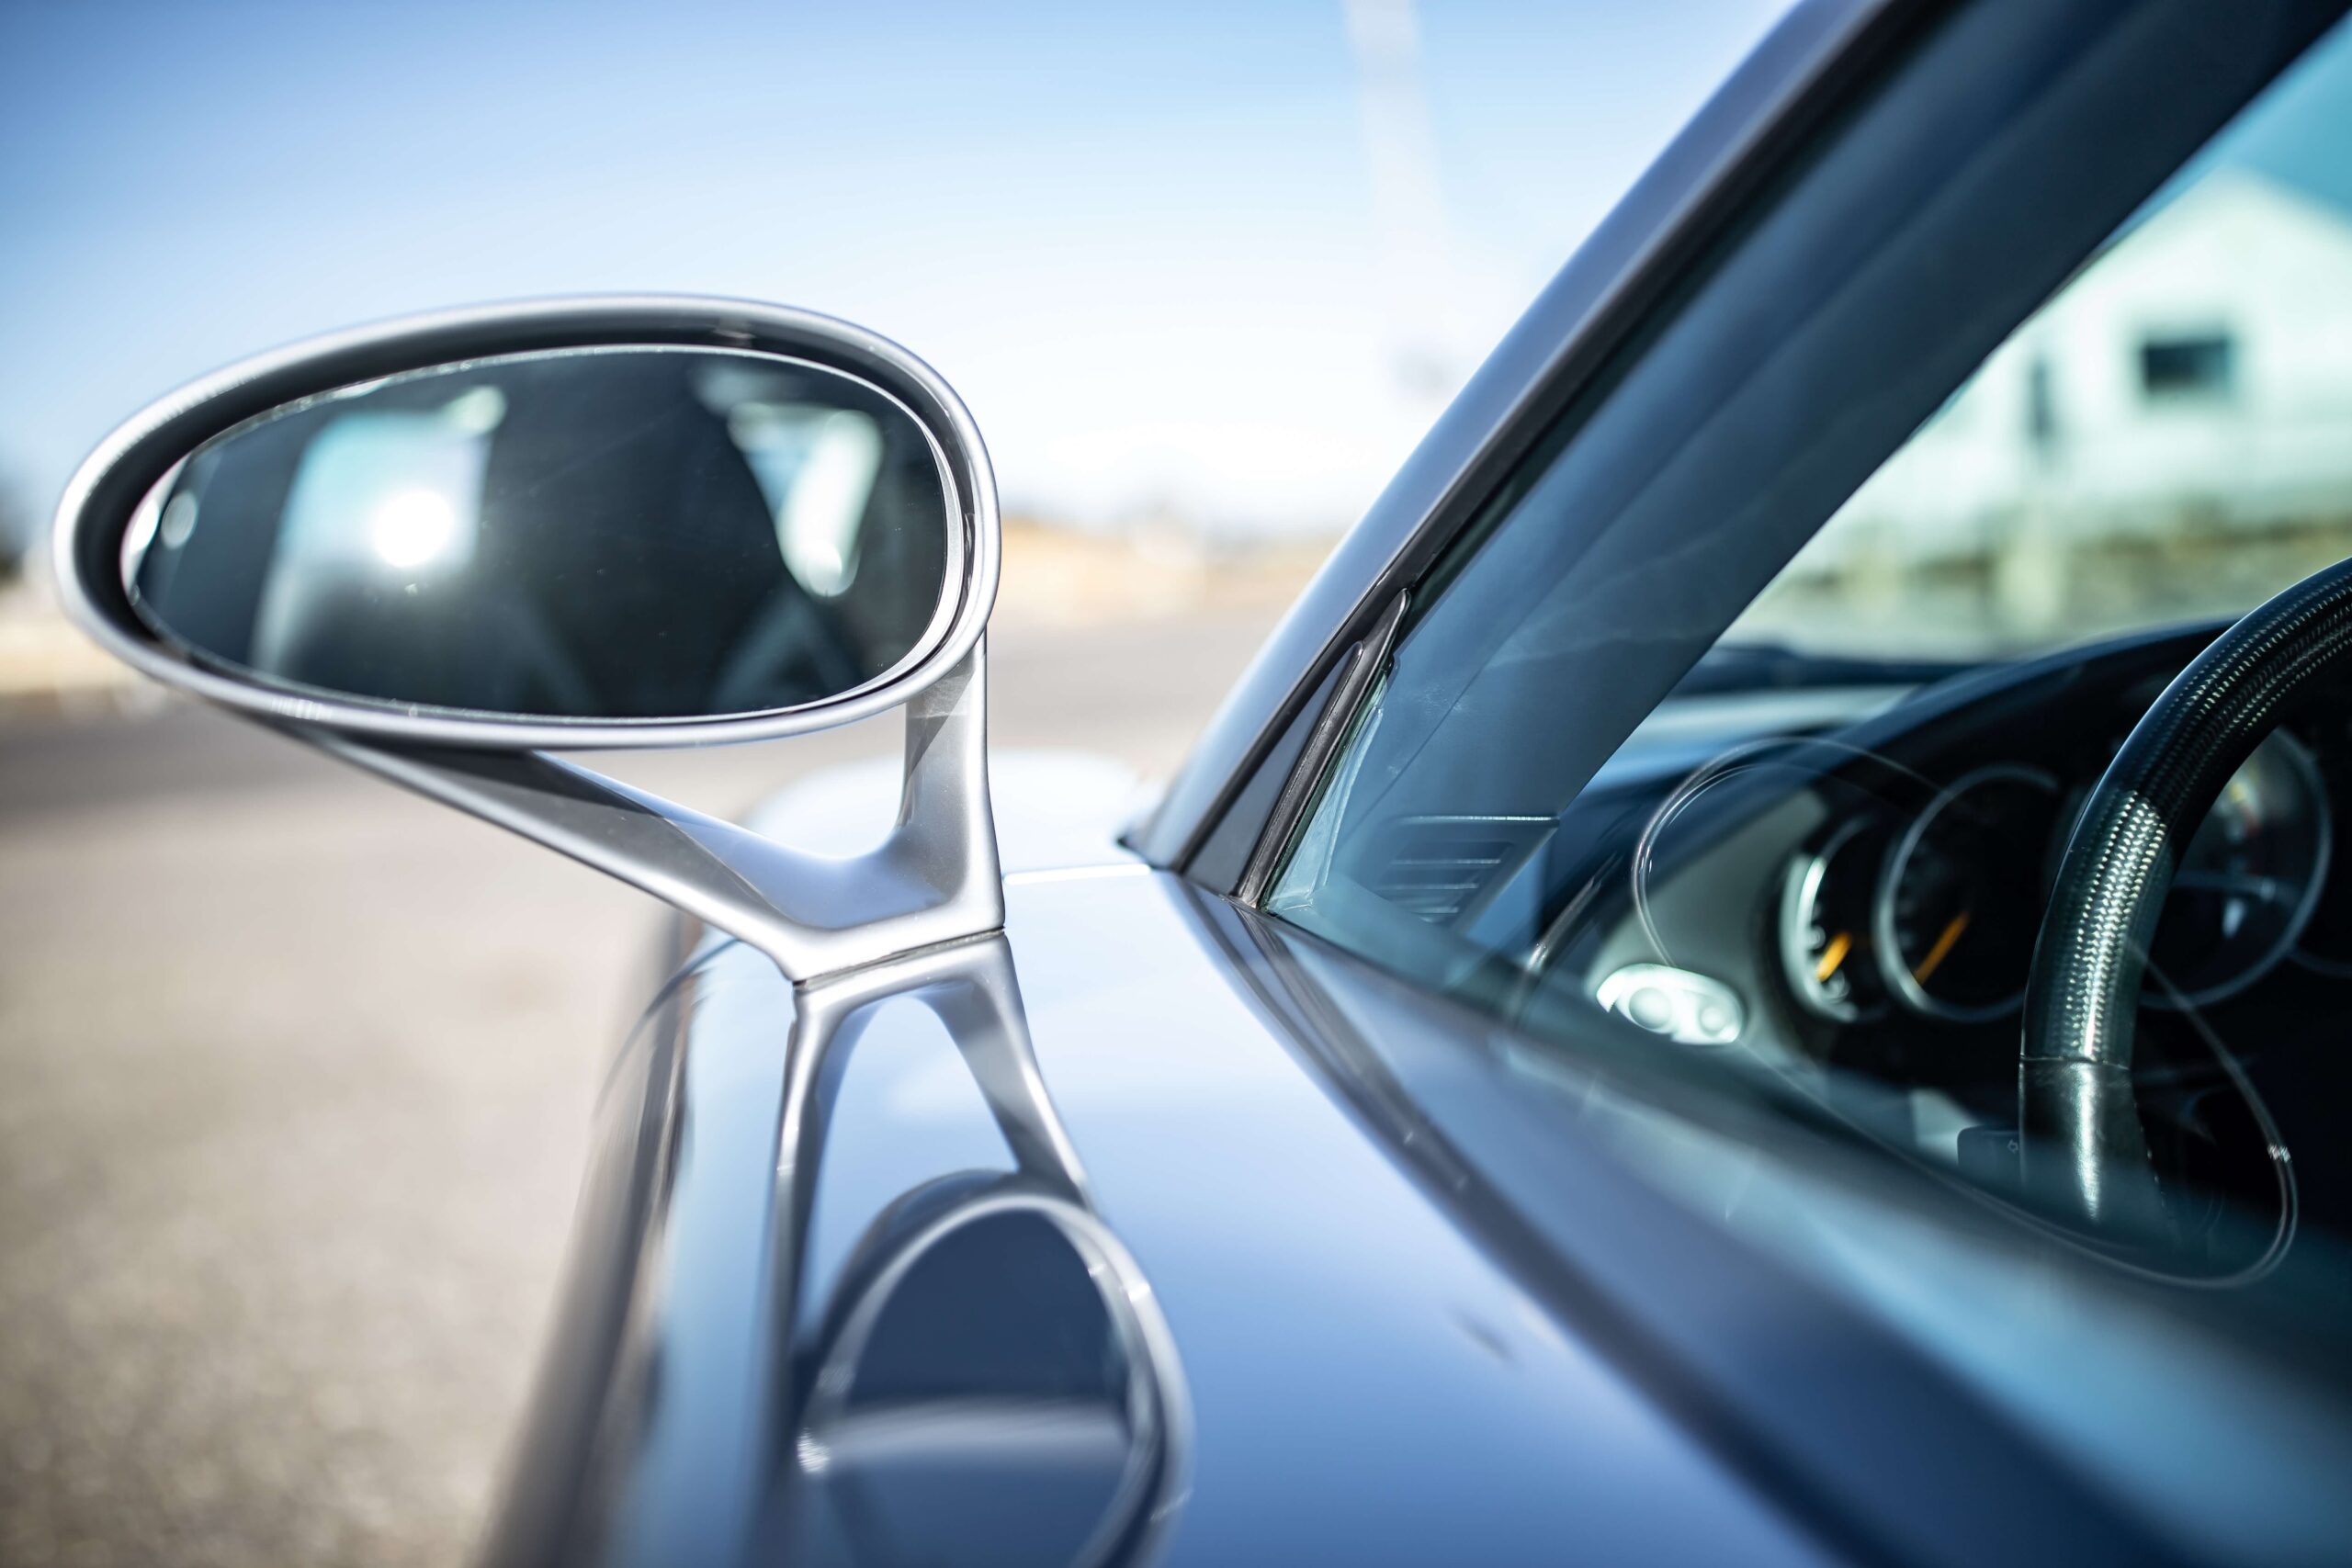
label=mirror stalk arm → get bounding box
[296,641,1003,985]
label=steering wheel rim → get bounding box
[2021,555,2352,1234]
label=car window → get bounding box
[1732,74,2352,662]
[1269,11,2352,1303]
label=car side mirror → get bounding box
[52,298,1003,980]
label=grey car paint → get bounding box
[999,870,1828,1567]
[472,0,2352,1562]
[485,837,1832,1565]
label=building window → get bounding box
[2139,331,2236,400]
[2025,354,2059,450]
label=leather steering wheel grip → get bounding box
[2021,554,2352,1234]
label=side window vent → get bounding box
[1362,815,1553,925]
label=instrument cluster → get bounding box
[1778,729,2335,1029]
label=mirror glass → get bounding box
[125,347,956,721]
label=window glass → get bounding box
[1271,15,2352,1298]
[1734,109,2352,660]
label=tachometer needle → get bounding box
[1815,931,1853,984]
[1914,911,1971,984]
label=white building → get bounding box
[1749,171,2352,652]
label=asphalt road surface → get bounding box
[0,608,1281,1567]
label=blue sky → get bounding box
[0,0,1787,550]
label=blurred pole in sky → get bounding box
[1344,0,1464,404]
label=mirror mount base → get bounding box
[296,640,1004,985]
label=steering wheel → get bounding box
[2020,556,2352,1235]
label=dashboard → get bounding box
[1523,624,2352,1278]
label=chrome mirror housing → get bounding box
[51,297,1005,981]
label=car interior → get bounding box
[1267,9,2352,1333]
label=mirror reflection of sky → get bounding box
[0,0,1786,552]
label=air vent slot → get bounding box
[1362,814,1553,925]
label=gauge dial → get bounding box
[1779,818,1886,1022]
[1875,765,2064,1021]
[2149,729,2329,1005]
